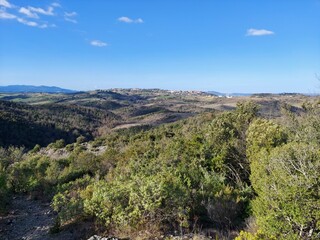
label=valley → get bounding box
[0,89,312,149]
[0,89,319,239]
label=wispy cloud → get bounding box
[19,7,39,18]
[118,16,132,23]
[246,28,274,36]
[51,2,61,8]
[65,17,77,23]
[118,16,144,24]
[16,18,50,28]
[17,17,38,27]
[90,40,108,47]
[0,8,53,28]
[18,6,55,18]
[39,23,51,29]
[28,6,54,16]
[0,9,16,19]
[0,1,69,29]
[135,18,143,23]
[64,11,77,23]
[65,11,77,17]
[0,0,13,8]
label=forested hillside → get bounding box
[0,100,119,148]
[0,90,311,149]
[0,91,319,239]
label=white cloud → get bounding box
[0,0,13,8]
[51,2,61,8]
[16,18,54,28]
[0,8,40,28]
[246,28,274,36]
[39,23,48,28]
[64,12,77,23]
[0,9,16,19]
[90,40,108,47]
[65,17,77,23]
[118,16,143,24]
[64,11,77,17]
[28,6,54,16]
[17,17,38,27]
[19,7,39,18]
[118,16,133,23]
[135,18,143,23]
[0,3,58,29]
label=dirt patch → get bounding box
[0,195,75,240]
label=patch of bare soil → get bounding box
[0,195,75,240]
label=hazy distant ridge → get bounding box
[0,85,77,93]
[207,91,252,97]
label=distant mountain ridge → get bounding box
[207,91,252,97]
[206,91,318,97]
[0,85,77,93]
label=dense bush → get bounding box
[0,147,25,211]
[65,102,258,236]
[52,175,93,225]
[1,100,319,239]
[247,103,320,239]
[0,168,9,212]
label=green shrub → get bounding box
[9,156,50,193]
[65,144,74,152]
[248,117,320,239]
[235,230,271,240]
[84,169,190,232]
[52,175,92,225]
[0,169,10,212]
[49,139,66,149]
[76,136,86,144]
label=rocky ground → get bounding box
[0,195,237,240]
[0,195,75,240]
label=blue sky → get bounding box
[0,0,319,93]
